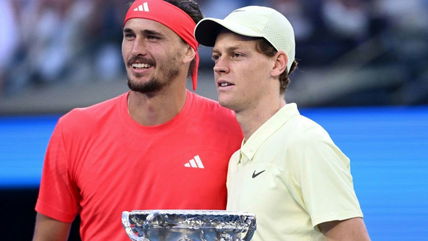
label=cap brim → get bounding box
[195,18,262,47]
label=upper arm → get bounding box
[32,213,72,241]
[318,217,371,241]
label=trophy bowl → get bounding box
[121,209,256,241]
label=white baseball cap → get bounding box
[194,6,295,72]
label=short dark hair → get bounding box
[165,0,203,78]
[254,39,298,94]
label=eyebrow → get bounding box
[123,28,163,37]
[212,46,241,54]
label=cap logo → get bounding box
[133,2,150,12]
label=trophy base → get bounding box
[122,210,256,241]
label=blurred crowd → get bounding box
[1,0,428,104]
[0,0,126,95]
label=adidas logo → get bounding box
[134,2,149,12]
[184,155,205,169]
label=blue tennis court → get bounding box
[1,106,427,240]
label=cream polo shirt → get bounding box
[226,103,363,241]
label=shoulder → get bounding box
[287,114,332,145]
[283,114,349,171]
[190,92,238,122]
[57,93,125,133]
[191,93,228,110]
[188,92,242,137]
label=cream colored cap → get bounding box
[194,6,295,71]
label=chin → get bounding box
[218,99,235,111]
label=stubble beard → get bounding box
[127,68,179,94]
[127,56,181,94]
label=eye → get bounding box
[232,52,244,58]
[124,32,135,40]
[211,54,220,62]
[147,35,161,40]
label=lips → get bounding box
[127,56,155,69]
[217,80,234,88]
[131,63,152,69]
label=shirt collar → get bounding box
[240,103,300,162]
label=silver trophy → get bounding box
[121,210,256,241]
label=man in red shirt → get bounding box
[32,1,242,240]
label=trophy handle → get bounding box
[242,218,256,241]
[243,228,255,241]
[122,211,144,241]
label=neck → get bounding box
[127,81,187,126]
[236,98,286,141]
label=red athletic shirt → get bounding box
[35,90,243,240]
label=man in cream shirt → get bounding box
[195,6,371,241]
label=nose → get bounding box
[131,38,147,56]
[213,57,229,74]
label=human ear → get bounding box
[183,45,196,64]
[271,51,287,78]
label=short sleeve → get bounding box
[286,127,363,227]
[35,119,80,223]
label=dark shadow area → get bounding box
[0,188,80,241]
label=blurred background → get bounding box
[0,0,427,240]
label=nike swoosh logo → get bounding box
[252,170,265,178]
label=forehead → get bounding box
[124,18,177,36]
[213,31,258,50]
